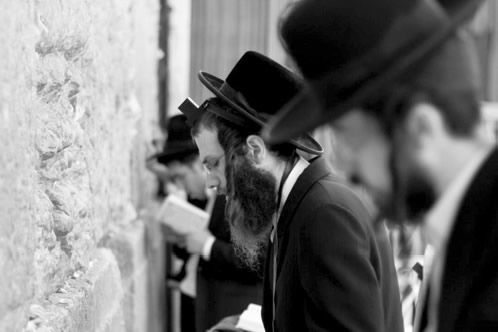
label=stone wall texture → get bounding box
[0,0,160,331]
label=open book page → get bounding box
[156,194,209,234]
[235,304,265,332]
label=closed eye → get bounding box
[202,155,225,172]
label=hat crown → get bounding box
[166,114,193,144]
[223,51,302,117]
[281,0,448,82]
[152,114,198,165]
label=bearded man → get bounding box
[180,51,403,332]
[263,0,496,331]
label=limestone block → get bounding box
[143,208,169,332]
[101,221,148,332]
[129,260,148,332]
[0,0,159,329]
[102,307,125,332]
[23,249,124,332]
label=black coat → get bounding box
[261,157,403,332]
[418,148,498,331]
[196,196,263,332]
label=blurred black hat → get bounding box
[150,114,198,165]
[264,0,483,143]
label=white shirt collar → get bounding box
[424,148,492,253]
[270,157,309,243]
[278,156,309,216]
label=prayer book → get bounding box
[157,194,209,234]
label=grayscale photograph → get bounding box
[1,1,498,332]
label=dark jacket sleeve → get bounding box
[298,203,384,332]
[200,231,263,283]
[200,196,263,283]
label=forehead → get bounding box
[193,126,224,160]
[332,109,385,142]
[166,161,189,175]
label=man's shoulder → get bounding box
[289,176,379,255]
[310,175,367,207]
[294,174,372,227]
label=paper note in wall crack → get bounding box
[157,194,209,234]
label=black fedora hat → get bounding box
[191,51,323,155]
[263,0,484,144]
[149,114,198,165]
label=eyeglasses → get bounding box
[202,155,225,174]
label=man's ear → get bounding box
[402,102,444,148]
[246,135,267,164]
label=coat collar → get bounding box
[438,147,498,331]
[271,156,334,278]
[276,156,333,240]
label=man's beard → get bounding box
[377,153,437,226]
[225,153,277,270]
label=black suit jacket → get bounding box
[261,157,403,332]
[420,148,498,331]
[196,196,263,332]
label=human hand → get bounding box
[185,229,212,254]
[160,223,186,247]
[165,182,187,200]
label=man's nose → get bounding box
[206,173,220,191]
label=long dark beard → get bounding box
[225,153,276,270]
[385,143,437,226]
[378,140,437,265]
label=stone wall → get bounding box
[0,0,160,331]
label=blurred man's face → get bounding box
[332,111,393,216]
[194,125,275,269]
[166,159,206,200]
[331,109,436,224]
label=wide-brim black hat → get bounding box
[263,0,483,144]
[148,114,198,165]
[189,51,323,155]
[152,141,198,165]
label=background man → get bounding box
[180,51,403,332]
[148,114,262,332]
[263,0,497,331]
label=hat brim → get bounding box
[263,87,328,145]
[263,0,483,144]
[198,71,323,155]
[148,142,198,165]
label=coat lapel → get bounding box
[274,157,333,276]
[438,148,498,331]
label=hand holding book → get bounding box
[156,194,209,235]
